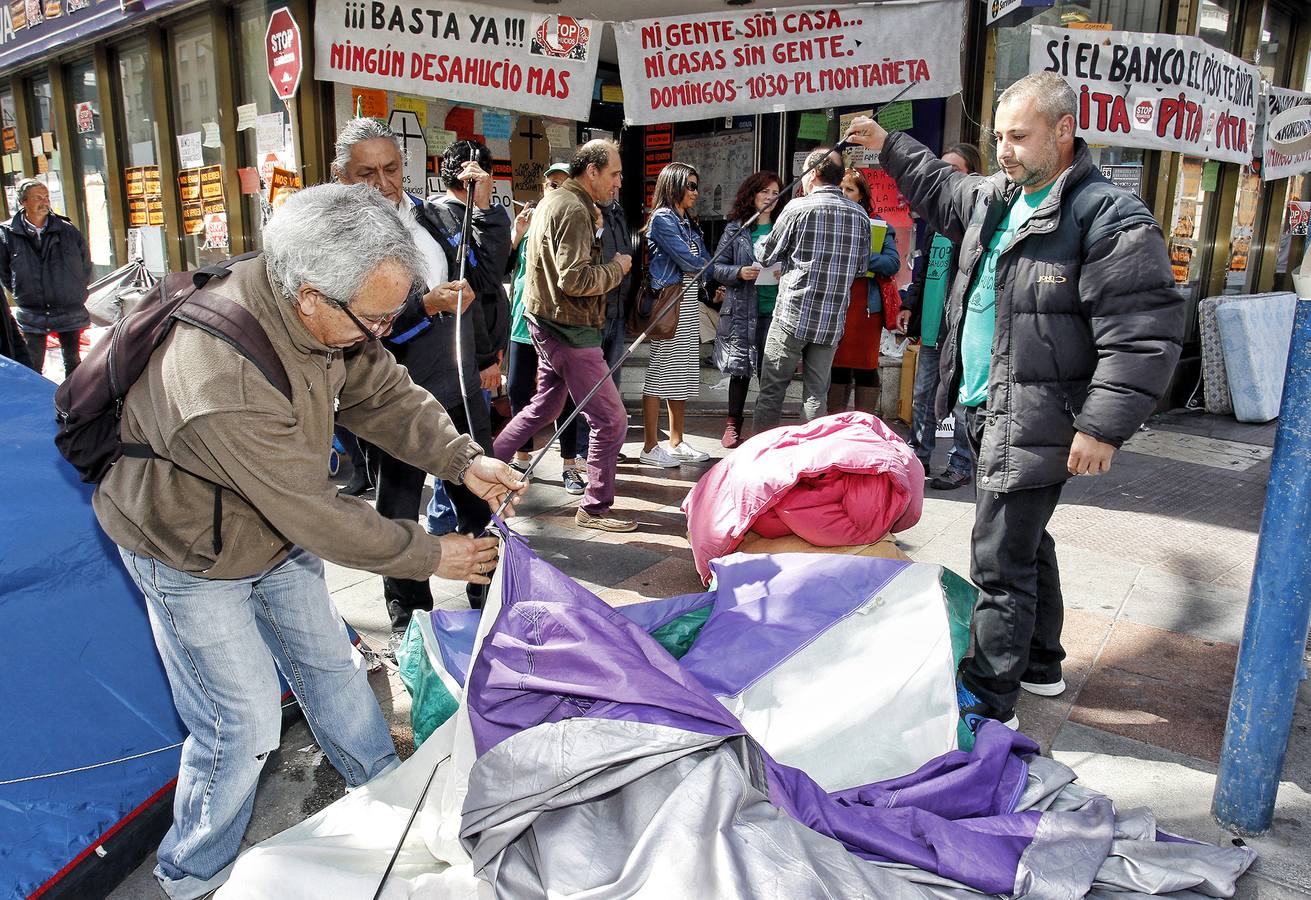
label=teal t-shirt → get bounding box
[957,182,1055,407]
[509,240,532,345]
[919,232,954,349]
[751,223,778,315]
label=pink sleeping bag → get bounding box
[682,412,925,583]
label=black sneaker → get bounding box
[930,470,972,491]
[341,467,373,497]
[957,679,1019,732]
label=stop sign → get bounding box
[265,7,302,101]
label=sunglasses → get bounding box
[686,182,700,191]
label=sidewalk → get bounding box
[109,409,1310,899]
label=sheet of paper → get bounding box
[236,103,258,131]
[176,132,203,168]
[255,112,285,155]
[201,121,222,148]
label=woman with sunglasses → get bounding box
[639,163,713,468]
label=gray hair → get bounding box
[262,182,422,307]
[16,178,46,202]
[998,72,1078,129]
[331,117,406,177]
[570,139,618,178]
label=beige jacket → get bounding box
[522,178,625,327]
[93,256,481,580]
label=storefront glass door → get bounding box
[68,57,117,278]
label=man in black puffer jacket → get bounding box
[0,179,91,378]
[845,72,1183,730]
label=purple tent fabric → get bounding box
[464,526,1044,894]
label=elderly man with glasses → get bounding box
[332,119,512,641]
[92,182,526,900]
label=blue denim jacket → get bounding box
[647,208,710,290]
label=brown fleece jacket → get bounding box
[93,256,481,580]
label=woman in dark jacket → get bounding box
[897,143,981,490]
[711,171,782,448]
[0,179,91,378]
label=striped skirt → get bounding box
[643,273,702,401]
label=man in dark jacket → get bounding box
[0,179,91,378]
[1,294,33,368]
[844,72,1183,730]
[433,140,512,390]
[333,118,508,636]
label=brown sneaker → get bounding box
[575,508,638,532]
[721,417,742,449]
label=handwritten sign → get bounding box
[613,2,962,125]
[1263,85,1311,182]
[1030,26,1259,164]
[314,1,601,120]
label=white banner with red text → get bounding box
[313,0,601,120]
[612,1,964,126]
[1029,25,1260,165]
[1263,86,1311,182]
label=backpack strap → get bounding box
[173,292,293,402]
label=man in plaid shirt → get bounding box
[753,147,872,431]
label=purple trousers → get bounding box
[493,321,627,516]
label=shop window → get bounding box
[68,57,117,279]
[1163,0,1238,302]
[169,18,228,268]
[26,74,67,217]
[116,39,168,275]
[1222,3,1293,293]
[233,0,292,253]
[1,87,20,215]
[992,2,1162,181]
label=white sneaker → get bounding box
[667,440,710,463]
[639,444,682,468]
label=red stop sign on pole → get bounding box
[266,7,302,101]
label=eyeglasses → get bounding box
[325,293,408,341]
[686,183,700,191]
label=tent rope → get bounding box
[0,742,184,786]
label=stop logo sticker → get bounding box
[266,7,302,101]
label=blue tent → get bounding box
[0,359,185,898]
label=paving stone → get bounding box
[1051,723,1311,898]
[1119,577,1251,646]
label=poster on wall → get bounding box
[9,0,27,30]
[1288,201,1310,237]
[1029,26,1259,164]
[75,102,95,134]
[860,167,913,288]
[510,115,550,200]
[613,2,963,126]
[1262,85,1311,182]
[314,0,601,120]
[669,130,755,220]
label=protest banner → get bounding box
[313,0,600,120]
[1030,25,1259,164]
[612,2,963,126]
[1262,85,1311,182]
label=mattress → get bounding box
[1200,292,1295,415]
[1215,292,1298,423]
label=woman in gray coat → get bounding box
[711,171,782,448]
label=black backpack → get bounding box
[54,255,292,552]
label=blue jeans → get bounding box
[118,546,397,899]
[909,343,973,476]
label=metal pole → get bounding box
[1212,295,1311,835]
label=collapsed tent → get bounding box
[682,411,925,583]
[0,360,186,899]
[220,525,1255,899]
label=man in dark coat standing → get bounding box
[844,72,1184,731]
[0,179,91,378]
[333,119,509,642]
